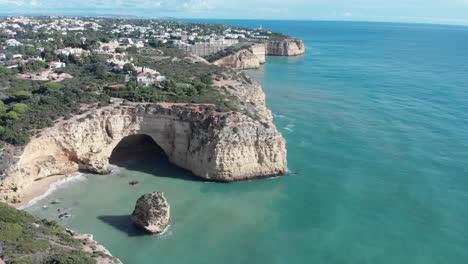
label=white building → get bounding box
[6,39,23,47]
[136,72,165,86]
[56,47,88,57]
[0,53,6,60]
[48,61,66,70]
[135,41,144,48]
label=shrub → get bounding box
[0,203,98,264]
[0,222,23,241]
[3,111,20,121]
[0,202,35,224]
[15,239,49,253]
[11,91,32,101]
[0,101,6,114]
[44,251,96,264]
[12,103,29,114]
[10,257,34,264]
[122,63,135,73]
[18,60,48,73]
[40,82,64,94]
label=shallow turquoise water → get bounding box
[26,21,468,263]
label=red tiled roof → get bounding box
[137,72,145,77]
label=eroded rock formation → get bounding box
[131,192,170,234]
[266,39,305,56]
[214,39,304,69]
[214,44,266,69]
[0,76,287,203]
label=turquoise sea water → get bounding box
[26,21,468,263]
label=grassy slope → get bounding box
[0,202,97,264]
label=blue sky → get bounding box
[1,0,468,26]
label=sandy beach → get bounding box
[14,174,68,209]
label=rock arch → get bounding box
[1,104,287,203]
[109,134,165,166]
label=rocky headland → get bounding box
[266,38,306,56]
[214,39,305,69]
[0,68,288,204]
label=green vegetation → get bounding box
[18,60,48,73]
[0,202,97,263]
[0,56,111,145]
[44,251,96,264]
[0,18,275,147]
[0,222,23,241]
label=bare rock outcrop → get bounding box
[131,192,170,234]
[214,44,266,69]
[266,38,305,56]
[213,38,305,69]
[70,230,123,264]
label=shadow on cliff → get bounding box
[98,215,147,237]
[109,134,201,182]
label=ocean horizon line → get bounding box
[0,12,467,28]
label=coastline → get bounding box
[15,165,127,210]
[15,173,85,209]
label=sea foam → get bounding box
[19,173,87,210]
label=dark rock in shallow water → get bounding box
[131,192,170,234]
[129,180,139,186]
[58,212,71,219]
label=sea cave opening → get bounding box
[109,134,196,181]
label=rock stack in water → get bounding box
[131,192,170,234]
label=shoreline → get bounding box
[15,173,86,210]
[15,165,124,210]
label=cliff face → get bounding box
[266,39,305,56]
[214,44,266,70]
[0,81,287,203]
[251,44,267,64]
[214,38,305,69]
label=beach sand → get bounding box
[14,175,67,209]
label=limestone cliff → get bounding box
[266,38,305,56]
[0,80,287,203]
[214,44,266,69]
[213,38,305,69]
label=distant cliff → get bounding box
[214,38,305,69]
[266,38,305,56]
[214,44,266,69]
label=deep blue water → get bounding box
[27,21,468,263]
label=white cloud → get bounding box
[0,0,26,6]
[1,0,468,25]
[29,0,42,7]
[0,0,214,10]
